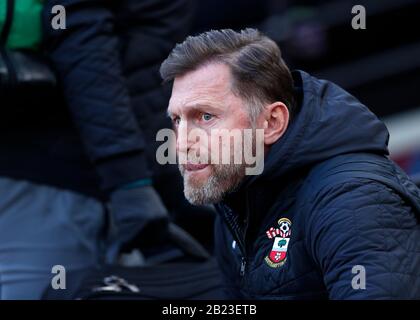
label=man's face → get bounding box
[167,63,254,205]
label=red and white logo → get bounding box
[264,218,291,268]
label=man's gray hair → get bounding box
[160,28,295,122]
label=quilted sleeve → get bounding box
[305,179,420,299]
[42,0,151,190]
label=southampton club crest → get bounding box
[264,218,292,268]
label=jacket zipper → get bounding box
[220,189,252,280]
[240,257,247,277]
[241,189,252,279]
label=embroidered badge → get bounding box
[264,217,291,268]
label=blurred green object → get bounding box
[0,0,44,50]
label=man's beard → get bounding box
[179,162,246,205]
[178,124,259,205]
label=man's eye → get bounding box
[202,113,213,121]
[173,117,180,125]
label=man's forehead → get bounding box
[168,63,233,113]
[175,63,232,90]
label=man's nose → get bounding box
[176,120,191,154]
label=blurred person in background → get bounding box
[0,0,195,299]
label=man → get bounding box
[160,28,420,299]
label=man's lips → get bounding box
[184,163,209,171]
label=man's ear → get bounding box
[262,101,289,146]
